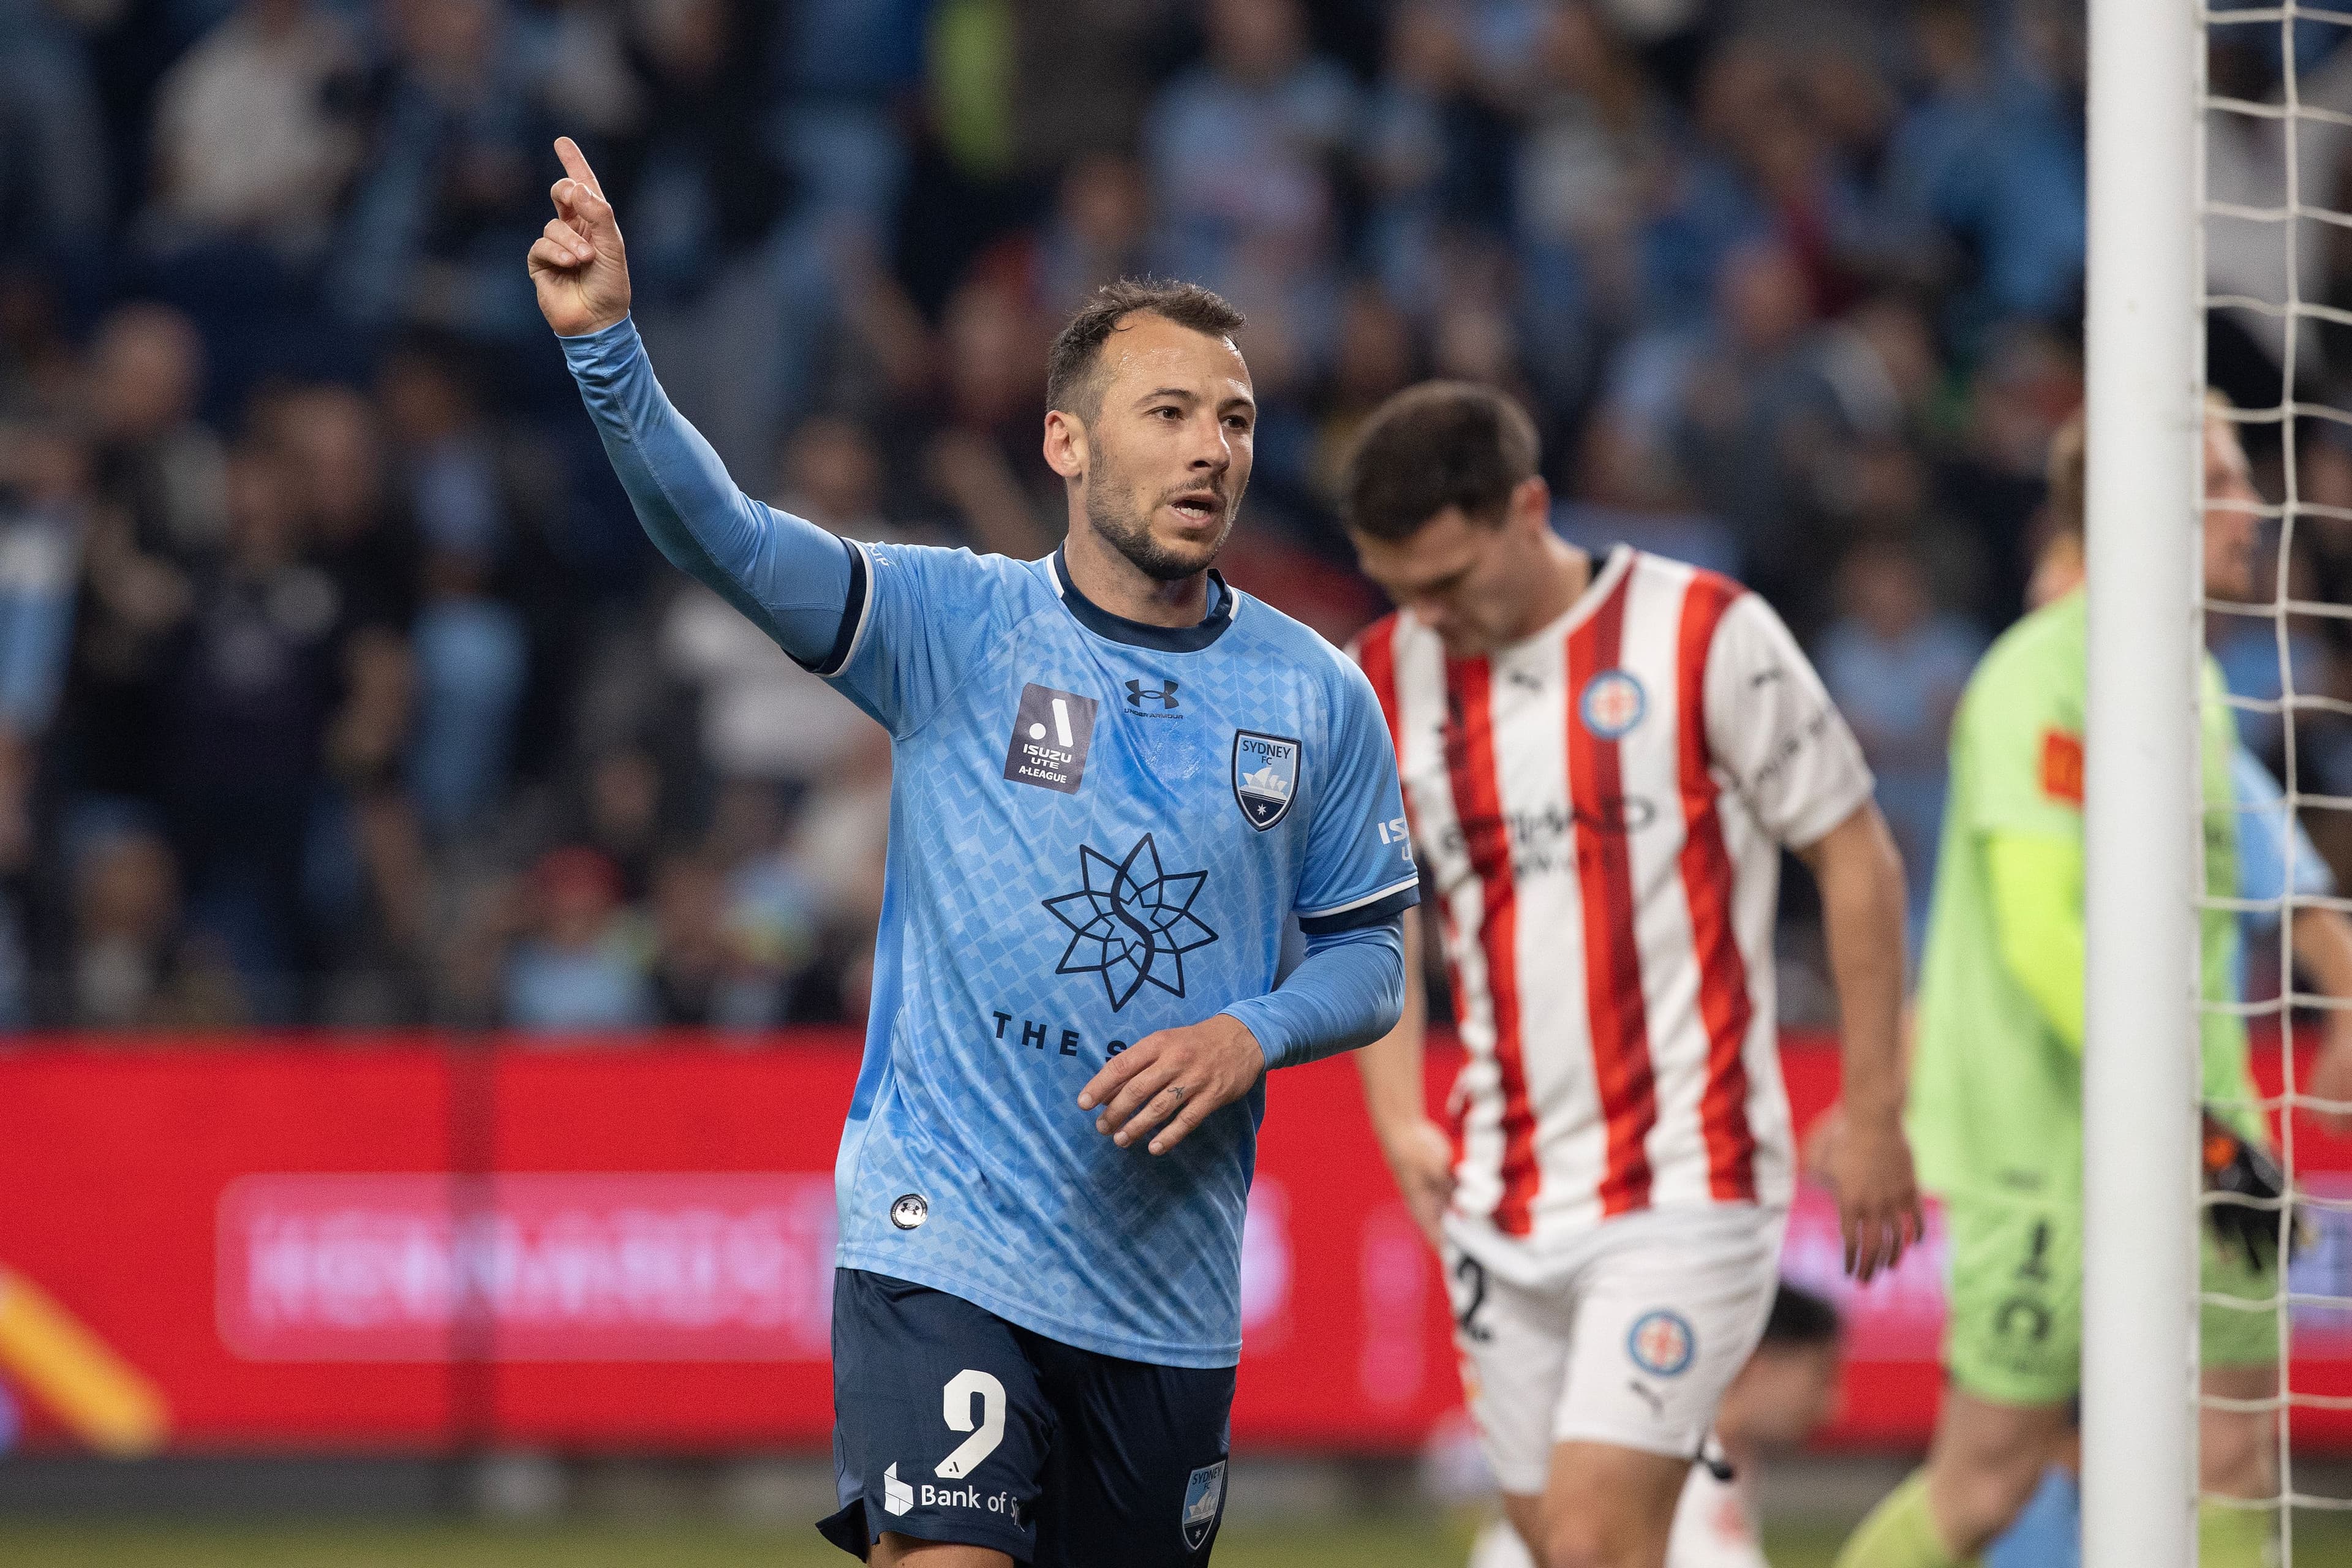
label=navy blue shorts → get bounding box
[817,1269,1235,1566]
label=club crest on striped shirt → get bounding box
[1231,731,1301,830]
[1578,669,1648,740]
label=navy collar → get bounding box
[1050,547,1237,652]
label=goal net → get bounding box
[2195,4,2352,1564]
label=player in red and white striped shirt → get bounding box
[1341,384,1921,1568]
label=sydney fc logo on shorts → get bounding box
[1580,669,1647,740]
[1627,1309,1697,1378]
[1043,834,1219,1011]
[1231,731,1301,830]
[1180,1460,1227,1550]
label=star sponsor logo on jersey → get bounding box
[1180,1459,1227,1550]
[1003,684,1099,794]
[1042,834,1218,1011]
[1231,731,1301,830]
[1627,1309,1697,1378]
[1578,668,1648,740]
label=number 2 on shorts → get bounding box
[936,1368,1006,1479]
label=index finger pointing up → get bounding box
[554,137,605,200]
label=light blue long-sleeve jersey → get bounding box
[564,317,1415,1365]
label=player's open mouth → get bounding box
[1167,492,1223,525]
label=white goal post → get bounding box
[2082,0,2202,1564]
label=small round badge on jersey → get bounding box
[889,1193,929,1231]
[1579,669,1648,740]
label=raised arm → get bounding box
[530,138,854,668]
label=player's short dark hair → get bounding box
[1758,1283,1841,1349]
[1342,381,1540,541]
[1046,279,1245,421]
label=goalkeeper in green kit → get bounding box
[1833,399,2352,1568]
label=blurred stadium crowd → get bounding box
[1,0,2348,1031]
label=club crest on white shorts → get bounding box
[1627,1309,1697,1378]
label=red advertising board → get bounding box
[1,1033,2347,1454]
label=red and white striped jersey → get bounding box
[1352,546,1872,1261]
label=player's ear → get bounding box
[1043,408,1088,482]
[1506,474,1551,537]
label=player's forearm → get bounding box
[1354,916,1430,1141]
[1806,804,1910,1125]
[560,317,853,665]
[2293,907,2352,1006]
[1986,829,2087,1054]
[1220,918,1405,1071]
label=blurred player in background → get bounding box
[1467,1284,1845,1568]
[531,138,1420,1567]
[1829,401,2352,1568]
[1342,382,1920,1568]
[1948,486,2352,1568]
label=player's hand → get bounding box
[2203,1109,2298,1270]
[2305,1007,2352,1136]
[528,137,631,338]
[1825,1109,1924,1284]
[1378,1117,1455,1249]
[1077,1014,1266,1156]
[1800,1101,1846,1189]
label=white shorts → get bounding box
[1444,1204,1785,1494]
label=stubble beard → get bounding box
[1084,455,1238,584]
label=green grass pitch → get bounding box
[1,1516,2346,1566]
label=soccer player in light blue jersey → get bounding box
[530,139,1417,1567]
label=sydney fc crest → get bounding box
[1231,731,1300,831]
[1180,1460,1226,1550]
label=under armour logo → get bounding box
[1125,678,1180,710]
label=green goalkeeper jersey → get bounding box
[1909,589,2254,1203]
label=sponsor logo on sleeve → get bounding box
[1003,684,1099,794]
[1232,732,1301,830]
[2040,728,2084,807]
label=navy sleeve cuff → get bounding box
[790,537,869,677]
[1297,883,1420,937]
